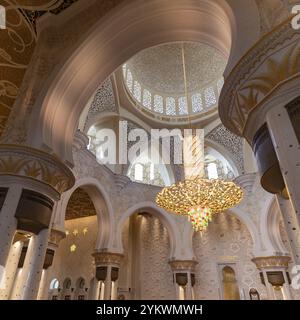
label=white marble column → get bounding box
[266,105,300,227]
[0,241,24,300]
[186,272,193,300]
[276,195,300,265]
[104,266,112,300]
[0,185,22,284]
[92,280,101,300]
[261,270,276,300]
[93,252,123,301]
[18,229,50,300]
[169,260,198,300]
[252,256,293,300]
[36,229,65,300]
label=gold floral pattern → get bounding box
[0,0,78,137]
[219,18,300,137]
[0,144,75,193]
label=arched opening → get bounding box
[25,0,260,164]
[74,277,87,300]
[61,278,72,300]
[48,278,59,300]
[127,149,173,187]
[45,181,114,300]
[222,266,240,300]
[114,203,180,300]
[118,212,174,300]
[192,211,266,300]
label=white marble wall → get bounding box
[46,216,97,299]
[193,212,267,300]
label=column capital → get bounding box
[0,144,75,195]
[48,229,66,248]
[92,251,124,267]
[252,256,291,270]
[169,259,198,273]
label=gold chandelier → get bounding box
[155,44,243,232]
[156,177,243,231]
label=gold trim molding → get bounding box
[93,251,124,266]
[252,256,291,269]
[169,259,198,272]
[0,144,75,194]
[219,17,300,139]
[49,229,66,247]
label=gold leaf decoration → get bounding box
[0,0,79,137]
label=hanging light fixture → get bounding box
[156,43,243,232]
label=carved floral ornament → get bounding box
[252,256,291,269]
[169,260,198,272]
[49,229,66,247]
[219,17,300,138]
[0,0,80,137]
[0,144,75,194]
[93,252,124,266]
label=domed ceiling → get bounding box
[123,42,227,118]
[127,42,226,95]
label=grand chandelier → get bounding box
[156,177,243,231]
[155,44,243,232]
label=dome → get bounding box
[123,42,227,118]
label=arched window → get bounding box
[204,87,216,107]
[75,277,86,300]
[133,81,142,102]
[192,93,203,113]
[222,266,240,300]
[96,145,105,160]
[61,278,72,300]
[50,278,59,290]
[134,163,144,181]
[166,97,176,115]
[207,162,218,179]
[154,95,163,113]
[127,149,171,187]
[143,89,152,109]
[178,97,188,115]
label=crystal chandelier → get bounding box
[155,44,243,232]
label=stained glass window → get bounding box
[133,81,142,102]
[204,87,216,108]
[154,95,163,113]
[178,97,188,115]
[192,94,203,113]
[143,89,152,109]
[126,69,133,91]
[166,97,176,115]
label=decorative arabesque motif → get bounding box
[0,145,75,193]
[0,0,79,137]
[219,18,300,137]
[84,78,117,130]
[206,125,245,173]
[123,63,221,117]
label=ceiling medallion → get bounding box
[155,44,243,232]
